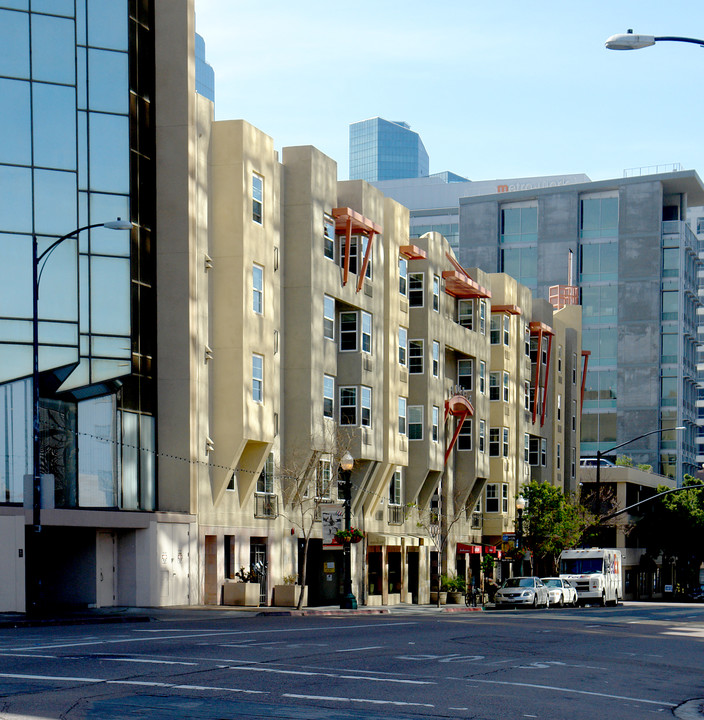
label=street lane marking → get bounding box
[336,646,383,653]
[0,672,267,696]
[7,622,417,652]
[0,653,57,659]
[465,677,677,707]
[103,658,198,666]
[228,665,434,685]
[283,693,434,708]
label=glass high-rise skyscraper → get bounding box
[349,117,429,182]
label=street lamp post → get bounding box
[605,29,704,51]
[339,451,358,610]
[595,426,686,490]
[29,219,131,612]
[515,496,526,576]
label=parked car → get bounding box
[541,577,578,607]
[494,577,549,608]
[579,457,616,467]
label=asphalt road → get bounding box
[0,602,702,720]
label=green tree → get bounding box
[522,481,592,575]
[636,475,704,590]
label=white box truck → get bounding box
[559,548,623,606]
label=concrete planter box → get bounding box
[223,582,260,606]
[273,585,307,607]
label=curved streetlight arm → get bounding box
[654,36,704,46]
[599,483,704,522]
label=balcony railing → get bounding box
[254,492,278,518]
[388,504,405,525]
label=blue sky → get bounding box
[195,0,704,183]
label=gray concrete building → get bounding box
[458,171,704,482]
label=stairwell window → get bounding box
[432,406,439,442]
[432,341,440,377]
[433,275,440,311]
[398,397,407,435]
[479,361,486,394]
[252,264,263,314]
[479,300,486,334]
[361,386,372,428]
[323,295,335,340]
[252,354,264,402]
[399,327,408,366]
[361,311,372,354]
[252,173,263,224]
[399,257,408,296]
[323,375,335,419]
[479,420,486,452]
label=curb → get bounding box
[0,615,152,629]
[258,608,391,617]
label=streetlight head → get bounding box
[675,426,686,431]
[103,218,133,230]
[605,31,656,50]
[340,451,354,472]
[515,496,526,511]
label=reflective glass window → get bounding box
[0,166,32,232]
[0,79,31,164]
[0,1,29,9]
[0,234,32,319]
[78,395,117,507]
[33,168,77,234]
[88,49,128,113]
[32,83,77,170]
[0,10,29,78]
[139,415,155,511]
[88,113,129,193]
[89,256,130,335]
[31,14,75,84]
[77,47,87,110]
[32,0,74,15]
[662,248,679,277]
[87,0,128,51]
[121,410,138,509]
[37,235,78,323]
[88,193,130,255]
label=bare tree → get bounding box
[277,425,354,609]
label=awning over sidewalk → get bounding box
[367,533,424,547]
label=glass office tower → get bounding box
[349,117,429,182]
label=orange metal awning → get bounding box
[442,270,491,299]
[491,304,522,315]
[399,244,427,260]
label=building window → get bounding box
[489,428,500,457]
[252,264,263,314]
[557,443,561,470]
[458,417,472,450]
[502,483,509,513]
[390,468,403,505]
[339,311,358,351]
[479,361,486,394]
[486,483,499,512]
[361,386,372,428]
[458,359,473,391]
[479,300,486,334]
[490,372,501,401]
[398,397,407,435]
[361,311,372,354]
[503,371,509,402]
[572,400,577,431]
[409,339,424,374]
[432,275,440,311]
[360,235,372,279]
[503,315,510,346]
[432,406,439,442]
[557,345,562,373]
[324,214,335,260]
[257,453,274,493]
[409,405,423,440]
[432,341,440,377]
[502,427,509,457]
[529,436,539,465]
[252,173,263,224]
[458,299,473,329]
[340,235,359,274]
[524,433,530,463]
[525,323,531,357]
[524,380,530,410]
[323,295,335,340]
[316,459,332,499]
[541,437,547,466]
[323,375,335,418]
[252,354,263,402]
[572,353,577,384]
[557,394,562,421]
[409,273,424,307]
[399,327,408,366]
[479,420,486,452]
[340,387,357,425]
[571,447,576,478]
[490,315,501,344]
[399,257,408,296]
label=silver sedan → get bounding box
[494,576,549,608]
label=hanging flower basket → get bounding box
[334,528,364,544]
